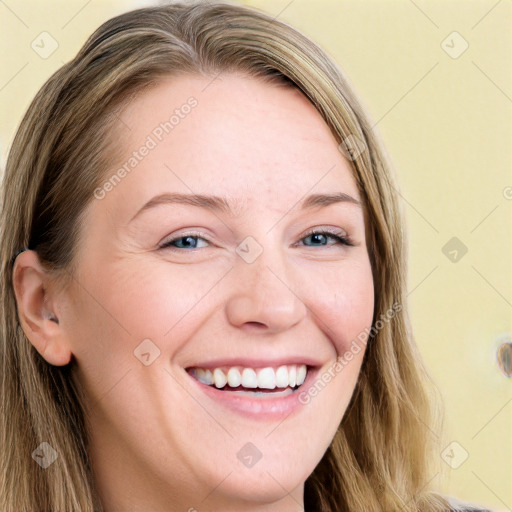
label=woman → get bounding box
[0,2,492,511]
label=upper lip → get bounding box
[185,357,323,369]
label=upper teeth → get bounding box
[190,364,308,390]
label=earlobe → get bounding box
[12,250,72,366]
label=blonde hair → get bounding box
[1,1,462,510]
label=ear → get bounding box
[12,250,72,366]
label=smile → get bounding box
[185,362,320,419]
[188,364,308,391]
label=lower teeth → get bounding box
[212,384,298,396]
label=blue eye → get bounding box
[160,234,209,250]
[159,229,353,251]
[299,230,353,248]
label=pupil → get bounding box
[311,234,325,245]
[181,236,195,248]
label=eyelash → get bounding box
[159,228,354,251]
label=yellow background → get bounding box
[1,1,510,510]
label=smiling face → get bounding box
[59,73,374,511]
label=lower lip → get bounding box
[185,366,319,420]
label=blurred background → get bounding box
[1,0,510,510]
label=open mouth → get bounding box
[186,364,308,397]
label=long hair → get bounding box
[1,2,459,510]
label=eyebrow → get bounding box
[129,191,362,222]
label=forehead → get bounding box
[102,73,362,220]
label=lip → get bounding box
[184,356,323,369]
[184,364,321,420]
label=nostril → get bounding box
[245,322,266,328]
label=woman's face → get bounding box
[60,73,374,511]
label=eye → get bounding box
[159,228,353,251]
[296,229,353,248]
[159,232,209,251]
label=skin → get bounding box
[13,73,374,512]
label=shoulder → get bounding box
[446,505,494,511]
[443,493,495,512]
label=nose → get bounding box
[224,242,308,334]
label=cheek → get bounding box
[78,257,214,332]
[67,259,231,376]
[108,260,228,339]
[303,258,375,355]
